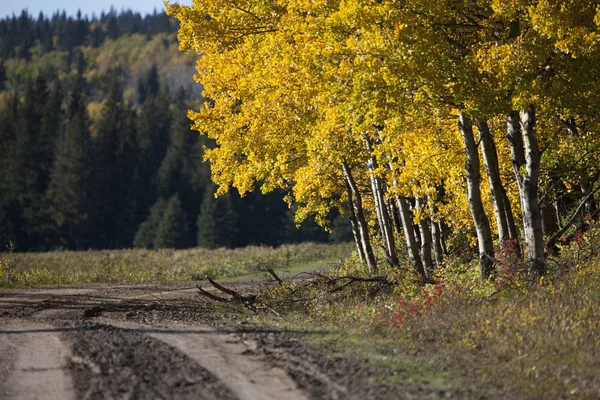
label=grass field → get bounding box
[0,242,352,288]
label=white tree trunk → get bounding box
[396,196,428,279]
[519,107,545,275]
[477,119,518,242]
[415,196,434,272]
[344,178,366,264]
[365,138,398,267]
[342,162,377,274]
[459,111,495,278]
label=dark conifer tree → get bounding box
[157,88,209,244]
[46,76,93,249]
[0,93,20,246]
[197,186,239,249]
[0,61,6,91]
[10,74,56,249]
[131,80,171,230]
[88,73,127,248]
[133,198,167,249]
[153,194,189,249]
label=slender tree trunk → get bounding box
[477,119,517,242]
[389,198,403,236]
[438,220,449,255]
[521,106,545,275]
[396,196,427,279]
[507,108,545,276]
[342,162,377,274]
[345,178,366,264]
[383,156,426,275]
[459,111,495,278]
[415,196,434,272]
[365,137,398,267]
[429,202,444,267]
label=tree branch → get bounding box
[547,183,600,248]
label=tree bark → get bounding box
[365,137,398,267]
[388,198,403,236]
[345,178,366,264]
[477,119,518,243]
[396,196,428,279]
[342,162,377,274]
[415,196,434,272]
[429,202,444,267]
[459,111,495,278]
[507,108,545,276]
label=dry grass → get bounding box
[0,242,352,288]
[258,226,600,398]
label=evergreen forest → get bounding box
[0,9,341,251]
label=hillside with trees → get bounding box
[0,9,340,251]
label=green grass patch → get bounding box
[0,242,352,288]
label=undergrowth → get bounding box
[258,225,600,399]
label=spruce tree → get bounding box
[197,186,239,249]
[157,88,209,244]
[0,61,6,91]
[133,198,167,249]
[153,194,189,249]
[88,73,125,248]
[46,76,93,249]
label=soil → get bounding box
[0,281,482,399]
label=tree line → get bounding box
[166,0,600,279]
[0,8,175,60]
[0,11,345,251]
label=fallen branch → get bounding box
[267,268,284,285]
[206,276,240,297]
[196,285,231,303]
[197,277,258,311]
[196,272,394,315]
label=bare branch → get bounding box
[547,183,600,248]
[196,285,231,303]
[267,268,284,285]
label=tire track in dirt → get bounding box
[100,318,309,400]
[66,323,237,400]
[0,321,76,400]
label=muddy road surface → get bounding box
[0,284,315,400]
[0,283,476,400]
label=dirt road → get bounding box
[0,283,475,400]
[0,284,316,400]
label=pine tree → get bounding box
[46,76,93,249]
[157,88,210,244]
[133,198,166,249]
[153,194,189,249]
[88,73,126,248]
[130,81,171,232]
[9,74,60,249]
[0,92,19,246]
[0,61,6,91]
[197,186,239,249]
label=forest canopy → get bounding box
[166,0,600,279]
